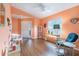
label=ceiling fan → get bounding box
[34,3,46,11]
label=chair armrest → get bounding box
[63,42,76,47]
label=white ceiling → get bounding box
[11,3,79,19]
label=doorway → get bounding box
[21,21,32,39]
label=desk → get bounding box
[64,46,74,56]
[73,48,79,56]
[64,47,79,56]
[56,44,79,56]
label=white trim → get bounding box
[21,21,32,39]
[11,14,32,19]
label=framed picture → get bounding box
[53,24,60,29]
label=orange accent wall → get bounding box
[0,15,4,24]
[40,6,79,48]
[12,17,21,34]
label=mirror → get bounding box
[0,3,5,27]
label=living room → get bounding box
[0,3,79,56]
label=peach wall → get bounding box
[40,6,79,47]
[0,4,12,56]
[12,18,19,34]
[12,17,21,34]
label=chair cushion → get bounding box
[63,42,76,47]
[66,33,78,42]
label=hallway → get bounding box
[20,39,57,56]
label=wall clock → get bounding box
[70,18,79,24]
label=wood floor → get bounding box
[20,39,57,56]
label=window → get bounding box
[48,17,62,36]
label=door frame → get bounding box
[21,21,32,39]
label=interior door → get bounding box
[21,21,32,39]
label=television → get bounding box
[53,24,60,29]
